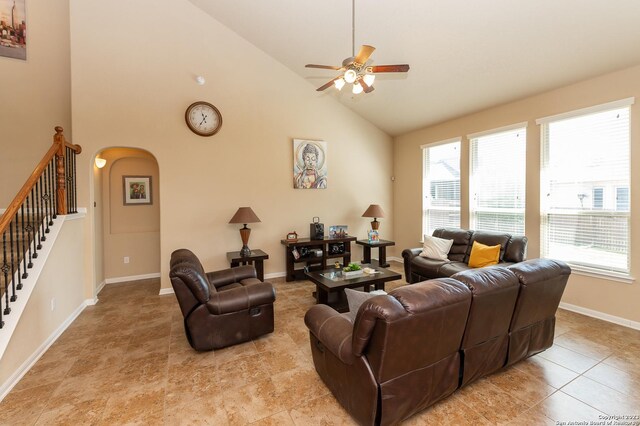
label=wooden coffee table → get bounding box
[305,265,402,312]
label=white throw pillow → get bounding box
[344,288,386,322]
[419,235,454,261]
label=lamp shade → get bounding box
[229,207,261,224]
[362,204,385,218]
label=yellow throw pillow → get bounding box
[468,241,501,268]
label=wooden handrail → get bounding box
[0,127,81,236]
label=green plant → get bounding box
[343,262,362,272]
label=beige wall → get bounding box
[100,148,160,279]
[394,64,640,323]
[0,218,86,386]
[0,0,71,205]
[69,0,393,293]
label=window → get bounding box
[422,139,460,236]
[592,187,604,210]
[539,99,633,275]
[469,124,526,235]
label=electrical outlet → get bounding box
[50,298,56,312]
[124,256,130,264]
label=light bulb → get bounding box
[334,78,345,91]
[344,69,357,84]
[363,74,375,87]
[352,82,363,94]
[95,157,107,168]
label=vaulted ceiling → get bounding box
[189,0,640,136]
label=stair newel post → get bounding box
[54,126,67,216]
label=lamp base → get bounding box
[371,219,380,231]
[240,245,251,257]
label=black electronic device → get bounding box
[328,243,345,254]
[310,216,324,240]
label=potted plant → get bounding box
[343,262,363,277]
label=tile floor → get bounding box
[1,261,639,425]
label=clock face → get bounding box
[185,101,222,136]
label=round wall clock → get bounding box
[185,101,222,136]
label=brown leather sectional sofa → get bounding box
[304,258,570,425]
[402,228,528,283]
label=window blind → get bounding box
[422,140,460,236]
[540,105,631,274]
[470,126,526,235]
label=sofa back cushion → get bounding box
[465,231,512,263]
[433,228,473,262]
[504,235,528,263]
[352,278,471,383]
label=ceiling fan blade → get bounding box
[306,64,342,70]
[354,45,375,66]
[359,78,375,93]
[316,77,339,92]
[370,64,410,73]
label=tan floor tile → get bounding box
[223,379,287,424]
[537,344,600,373]
[486,365,556,407]
[65,346,127,378]
[212,340,258,364]
[513,355,579,389]
[505,407,556,426]
[258,347,309,375]
[602,350,640,376]
[553,331,614,361]
[46,366,128,409]
[456,378,530,424]
[529,390,605,422]
[272,366,329,409]
[289,394,357,425]
[98,386,165,425]
[403,393,492,425]
[249,410,296,425]
[584,362,640,398]
[0,383,59,426]
[164,390,229,425]
[561,375,640,415]
[35,397,109,425]
[13,357,75,391]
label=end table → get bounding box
[356,239,395,268]
[227,249,269,281]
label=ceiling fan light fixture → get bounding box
[363,73,375,87]
[334,77,346,90]
[352,82,363,94]
[344,69,357,84]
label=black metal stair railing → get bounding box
[0,127,81,329]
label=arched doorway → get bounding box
[93,147,160,295]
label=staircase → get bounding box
[0,127,81,331]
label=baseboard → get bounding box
[96,280,106,295]
[158,287,174,296]
[0,299,91,402]
[559,302,640,331]
[264,271,286,280]
[388,256,403,263]
[104,272,161,284]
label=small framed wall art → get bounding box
[0,0,27,60]
[123,176,152,205]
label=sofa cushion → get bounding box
[468,241,501,268]
[410,256,448,279]
[504,236,528,262]
[433,228,472,262]
[439,261,471,276]
[420,235,453,261]
[345,288,386,322]
[466,231,512,262]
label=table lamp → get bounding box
[362,204,385,231]
[229,207,261,257]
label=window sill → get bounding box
[568,264,635,284]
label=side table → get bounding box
[227,249,269,282]
[356,239,395,268]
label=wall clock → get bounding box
[185,101,222,136]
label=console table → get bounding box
[227,249,269,281]
[356,239,395,268]
[280,237,356,282]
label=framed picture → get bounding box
[123,176,152,205]
[293,139,327,189]
[329,225,348,239]
[0,0,27,60]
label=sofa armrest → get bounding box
[205,281,275,315]
[206,265,257,288]
[304,304,355,365]
[401,248,423,283]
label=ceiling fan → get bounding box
[305,0,410,94]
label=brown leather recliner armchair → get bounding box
[169,248,275,351]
